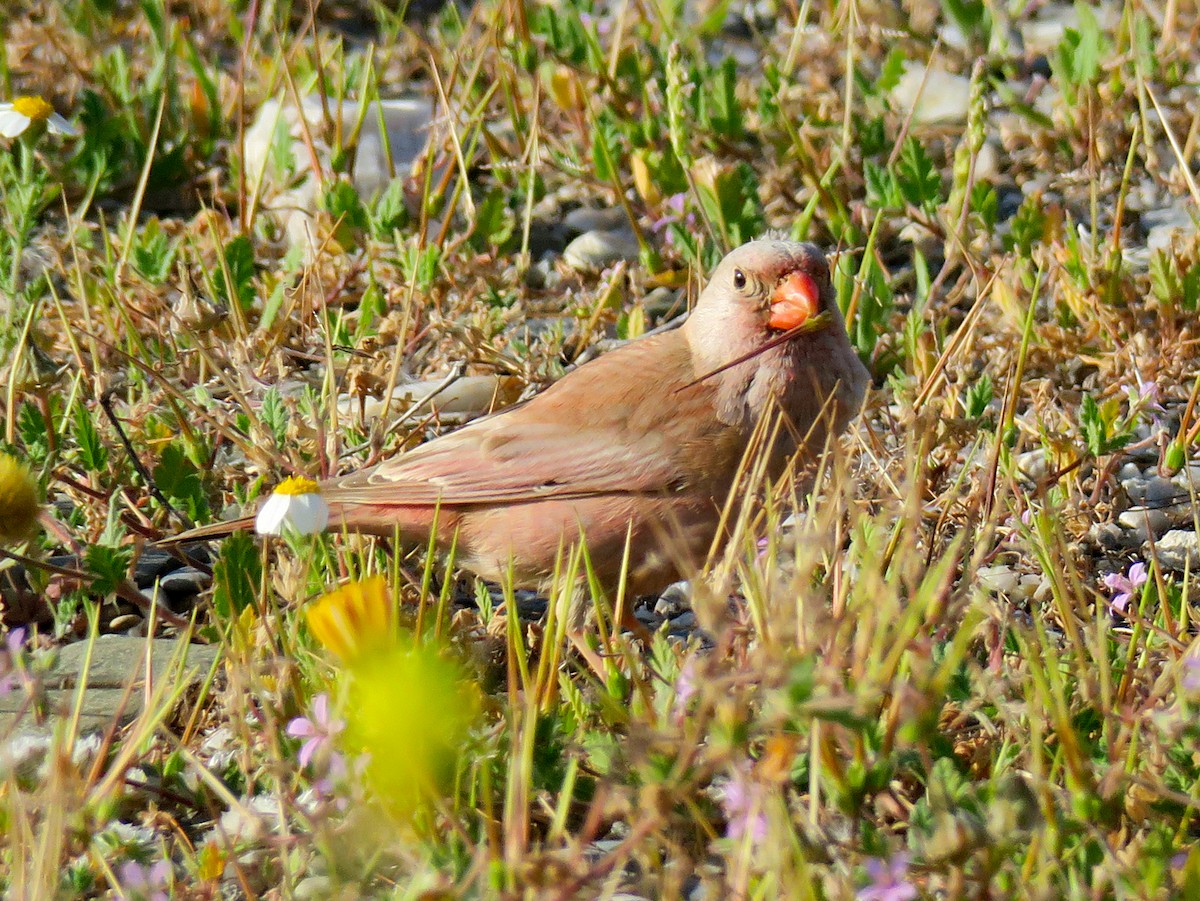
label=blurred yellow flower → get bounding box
[346,638,477,820]
[305,575,395,662]
[0,454,39,543]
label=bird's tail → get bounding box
[158,515,257,546]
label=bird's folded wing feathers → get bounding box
[325,331,720,507]
[325,419,685,506]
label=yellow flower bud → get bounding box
[0,454,40,543]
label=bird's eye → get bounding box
[733,269,746,290]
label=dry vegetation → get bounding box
[2,0,1200,898]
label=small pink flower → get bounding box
[858,852,918,901]
[0,627,26,696]
[672,657,698,721]
[119,859,171,901]
[1125,375,1165,415]
[722,763,767,843]
[1103,562,1149,614]
[287,693,344,770]
[1181,654,1200,694]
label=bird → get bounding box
[169,239,869,628]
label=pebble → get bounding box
[563,228,641,272]
[157,566,211,596]
[0,636,219,733]
[515,594,548,619]
[1122,475,1183,507]
[108,614,143,634]
[337,374,521,422]
[1019,3,1120,57]
[133,548,180,586]
[1015,449,1050,482]
[562,206,628,235]
[1117,462,1143,484]
[1118,507,1174,540]
[1151,530,1200,572]
[891,64,971,125]
[669,611,697,631]
[1090,521,1133,551]
[1142,204,1198,253]
[654,581,691,617]
[978,565,1020,595]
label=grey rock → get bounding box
[670,611,698,631]
[1117,462,1142,484]
[0,635,220,732]
[655,581,691,617]
[133,548,179,586]
[294,877,335,900]
[157,566,211,596]
[1119,506,1174,539]
[515,593,548,619]
[563,228,641,272]
[1125,475,1183,506]
[563,206,628,236]
[1152,530,1200,572]
[1091,521,1133,551]
[634,608,662,627]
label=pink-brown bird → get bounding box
[172,239,869,624]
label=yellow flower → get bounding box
[305,575,395,662]
[346,638,477,819]
[0,454,39,543]
[0,95,80,139]
[255,476,328,536]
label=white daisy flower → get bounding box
[0,95,80,139]
[255,476,329,537]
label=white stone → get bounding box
[1152,530,1200,572]
[563,228,641,271]
[1119,506,1173,538]
[891,64,971,125]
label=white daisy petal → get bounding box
[254,494,291,536]
[45,112,79,137]
[289,493,330,534]
[0,110,31,138]
[254,489,329,537]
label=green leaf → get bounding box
[471,189,514,250]
[131,217,175,284]
[875,48,907,95]
[261,387,288,448]
[1070,3,1103,86]
[84,543,133,597]
[964,375,993,420]
[591,110,622,183]
[372,178,409,236]
[864,161,902,210]
[74,405,108,473]
[705,57,743,138]
[212,530,261,619]
[940,0,986,35]
[1006,195,1046,257]
[153,441,207,519]
[897,138,942,212]
[216,235,256,310]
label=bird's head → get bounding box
[700,239,834,338]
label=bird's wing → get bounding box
[326,331,724,507]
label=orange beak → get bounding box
[768,270,821,331]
